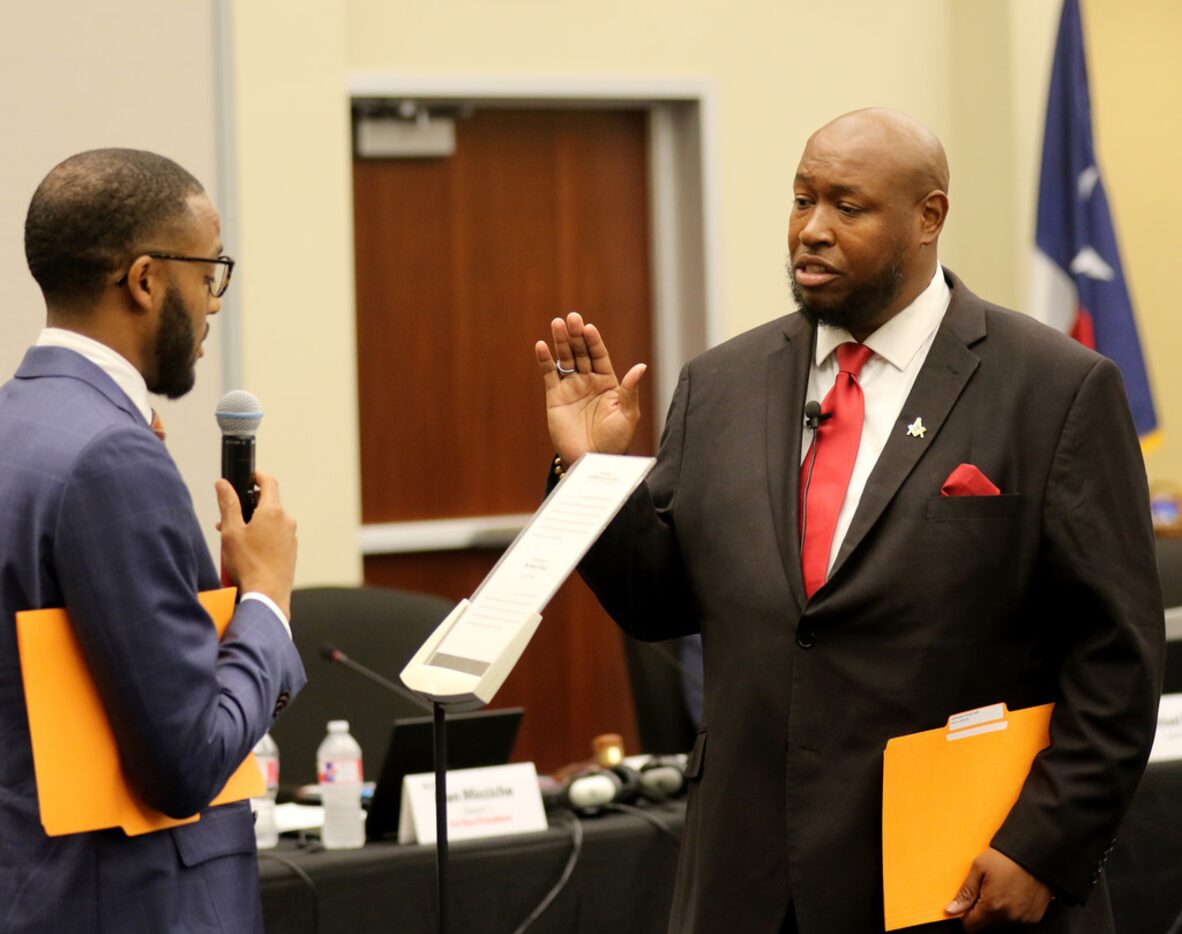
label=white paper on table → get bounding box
[1149,692,1182,763]
[273,802,325,833]
[424,453,654,677]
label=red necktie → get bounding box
[799,342,873,597]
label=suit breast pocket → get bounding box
[925,493,1023,521]
[914,494,1026,617]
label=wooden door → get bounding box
[353,108,655,772]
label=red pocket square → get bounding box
[941,464,1000,497]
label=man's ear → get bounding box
[917,190,949,246]
[123,254,160,313]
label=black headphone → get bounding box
[559,762,643,815]
[637,755,688,802]
[559,754,688,814]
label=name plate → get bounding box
[1149,693,1182,763]
[398,762,548,844]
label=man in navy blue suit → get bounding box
[0,149,307,933]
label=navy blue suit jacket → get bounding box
[0,346,306,933]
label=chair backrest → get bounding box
[619,633,699,755]
[270,585,455,789]
[1157,537,1182,695]
[1157,536,1182,610]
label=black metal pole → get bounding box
[433,702,449,934]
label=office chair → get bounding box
[269,585,455,789]
[1156,535,1182,609]
[1158,536,1182,695]
[619,633,699,755]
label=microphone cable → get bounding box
[602,801,682,844]
[258,851,320,934]
[511,811,584,934]
[640,640,703,692]
[799,400,829,553]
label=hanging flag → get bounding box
[1029,0,1158,444]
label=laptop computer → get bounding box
[365,706,525,840]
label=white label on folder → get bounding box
[946,720,1009,741]
[947,703,1005,733]
[398,762,547,845]
[1149,693,1182,763]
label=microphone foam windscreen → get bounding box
[215,390,263,437]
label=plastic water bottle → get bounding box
[252,731,280,849]
[317,720,365,849]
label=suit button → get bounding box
[796,627,815,648]
[272,690,291,717]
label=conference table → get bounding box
[260,761,1182,934]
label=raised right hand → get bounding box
[534,312,647,467]
[216,471,297,619]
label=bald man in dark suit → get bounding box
[534,109,1163,933]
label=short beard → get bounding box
[149,286,197,399]
[789,249,907,335]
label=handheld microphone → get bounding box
[319,643,434,712]
[215,390,262,523]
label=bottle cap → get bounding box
[328,719,350,732]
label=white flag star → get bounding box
[1070,245,1115,281]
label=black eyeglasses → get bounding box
[117,252,235,298]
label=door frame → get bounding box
[348,73,721,556]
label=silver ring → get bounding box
[556,363,577,377]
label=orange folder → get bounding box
[882,701,1053,930]
[16,587,264,837]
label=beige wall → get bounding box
[344,0,959,339]
[231,3,363,585]
[233,0,1182,581]
[0,1,228,559]
[6,1,1171,585]
[1086,0,1182,487]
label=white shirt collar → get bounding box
[813,266,951,371]
[36,327,153,424]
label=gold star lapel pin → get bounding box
[906,417,927,439]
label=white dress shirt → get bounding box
[35,328,291,636]
[800,267,951,579]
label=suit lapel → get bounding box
[829,275,986,580]
[766,315,815,611]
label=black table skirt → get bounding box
[1106,759,1182,933]
[260,761,1182,934]
[260,804,682,934]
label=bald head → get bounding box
[788,108,951,340]
[809,108,949,202]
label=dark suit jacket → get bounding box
[0,347,307,933]
[580,271,1164,933]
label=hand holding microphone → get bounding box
[215,391,297,618]
[217,390,262,521]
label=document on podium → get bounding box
[881,702,1053,931]
[17,587,264,837]
[402,453,655,706]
